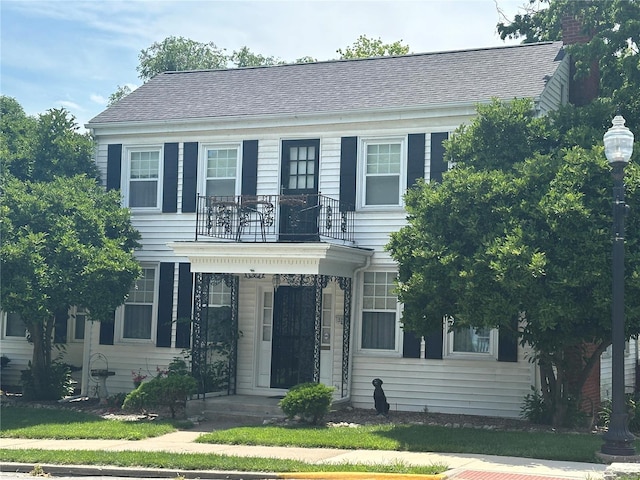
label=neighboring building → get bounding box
[4,41,627,418]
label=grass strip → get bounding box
[197,423,620,463]
[0,449,446,475]
[0,406,176,440]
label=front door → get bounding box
[270,286,315,389]
[280,139,320,241]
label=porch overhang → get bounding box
[168,242,373,278]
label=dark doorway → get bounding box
[270,286,315,389]
[280,139,320,241]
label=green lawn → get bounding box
[0,406,176,440]
[197,423,629,463]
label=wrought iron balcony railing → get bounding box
[196,194,355,243]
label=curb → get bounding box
[1,463,446,479]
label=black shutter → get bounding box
[430,132,449,183]
[176,262,193,348]
[156,263,174,347]
[106,144,122,191]
[241,140,259,196]
[53,308,68,344]
[163,142,179,213]
[498,316,519,362]
[182,142,198,213]
[99,313,115,345]
[407,133,426,189]
[340,137,357,211]
[402,331,421,358]
[424,324,444,359]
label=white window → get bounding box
[361,272,398,350]
[126,147,162,209]
[122,267,156,341]
[203,145,240,197]
[447,322,497,357]
[362,139,405,206]
[4,312,26,338]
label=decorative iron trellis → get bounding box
[191,273,238,398]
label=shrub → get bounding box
[599,394,640,432]
[20,360,74,401]
[123,374,197,418]
[279,382,334,425]
[520,387,585,428]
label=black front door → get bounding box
[270,286,315,389]
[280,139,320,241]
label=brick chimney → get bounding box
[562,14,599,105]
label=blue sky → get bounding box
[1,0,528,129]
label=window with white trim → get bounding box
[4,312,26,338]
[126,147,161,209]
[362,139,405,206]
[203,145,240,197]
[446,322,497,357]
[122,267,156,340]
[361,272,398,350]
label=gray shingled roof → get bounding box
[88,42,565,125]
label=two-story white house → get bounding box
[10,41,628,418]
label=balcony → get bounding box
[196,194,355,243]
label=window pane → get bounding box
[6,312,25,337]
[366,176,399,205]
[123,304,152,339]
[362,312,395,349]
[453,326,491,353]
[129,180,158,208]
[206,179,236,197]
[75,311,87,340]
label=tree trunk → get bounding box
[26,316,55,400]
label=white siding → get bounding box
[537,54,571,115]
[600,338,638,400]
[351,354,535,418]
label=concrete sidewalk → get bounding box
[0,429,609,479]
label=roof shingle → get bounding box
[88,41,565,125]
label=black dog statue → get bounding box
[372,378,390,416]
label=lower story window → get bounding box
[361,272,398,350]
[123,267,155,340]
[451,326,492,354]
[5,312,26,337]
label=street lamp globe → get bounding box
[604,115,634,164]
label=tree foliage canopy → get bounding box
[137,36,228,81]
[387,98,640,425]
[0,97,141,399]
[336,34,410,59]
[498,0,640,130]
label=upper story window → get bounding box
[360,272,399,351]
[204,145,240,197]
[126,147,162,209]
[121,267,156,341]
[362,139,405,207]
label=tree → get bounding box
[0,100,141,400]
[229,46,282,67]
[137,36,228,82]
[337,34,410,59]
[387,98,640,427]
[497,0,640,131]
[108,85,133,106]
[0,99,97,182]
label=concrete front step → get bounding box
[186,394,286,425]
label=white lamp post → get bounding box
[601,115,635,456]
